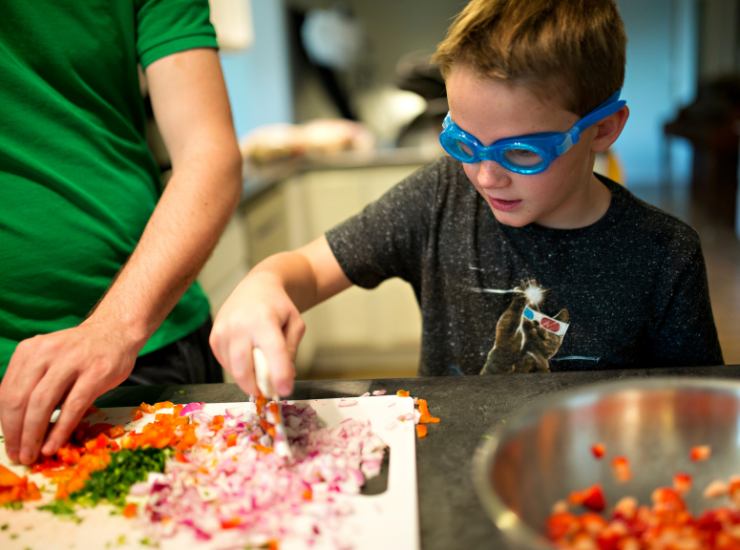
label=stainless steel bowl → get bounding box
[472,377,740,549]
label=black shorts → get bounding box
[124,318,223,385]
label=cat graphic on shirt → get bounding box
[480,290,569,374]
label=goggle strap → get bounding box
[573,91,626,133]
[556,133,575,155]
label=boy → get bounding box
[210,0,723,396]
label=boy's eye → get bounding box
[456,141,474,157]
[504,148,542,167]
[455,141,475,158]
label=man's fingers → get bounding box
[18,370,76,464]
[0,392,25,463]
[41,380,97,457]
[0,345,46,463]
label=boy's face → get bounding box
[445,65,611,229]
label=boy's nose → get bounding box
[476,160,511,189]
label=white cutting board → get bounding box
[0,396,419,550]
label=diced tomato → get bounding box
[673,472,692,495]
[591,443,606,459]
[727,477,740,507]
[704,479,728,499]
[569,484,607,512]
[651,486,687,524]
[551,499,569,514]
[580,512,608,535]
[547,459,740,550]
[690,445,711,462]
[611,456,631,483]
[547,511,578,540]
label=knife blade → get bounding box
[252,347,292,459]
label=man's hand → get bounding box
[0,319,139,465]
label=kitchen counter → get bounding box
[240,146,441,205]
[96,364,738,549]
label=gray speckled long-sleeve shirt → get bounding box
[325,157,723,376]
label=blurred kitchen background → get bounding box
[196,0,740,377]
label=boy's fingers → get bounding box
[227,339,258,396]
[254,328,295,398]
[267,347,295,398]
[283,310,306,362]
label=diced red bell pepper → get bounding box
[591,443,606,459]
[690,445,711,462]
[673,472,692,494]
[569,484,607,512]
[611,456,631,483]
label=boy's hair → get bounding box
[433,0,626,115]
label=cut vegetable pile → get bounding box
[547,443,740,549]
[2,393,440,548]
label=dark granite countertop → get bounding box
[96,364,739,549]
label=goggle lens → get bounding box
[503,147,544,168]
[443,138,475,162]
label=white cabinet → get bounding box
[287,164,424,375]
[198,213,249,314]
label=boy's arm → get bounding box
[210,236,352,397]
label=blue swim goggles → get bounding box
[439,90,626,175]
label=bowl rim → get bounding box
[471,375,740,549]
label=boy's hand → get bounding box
[209,273,305,397]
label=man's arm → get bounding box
[0,48,241,464]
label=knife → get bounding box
[252,347,292,459]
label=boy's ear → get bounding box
[591,106,629,153]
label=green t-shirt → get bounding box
[0,1,219,375]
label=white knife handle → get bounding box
[252,347,275,398]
